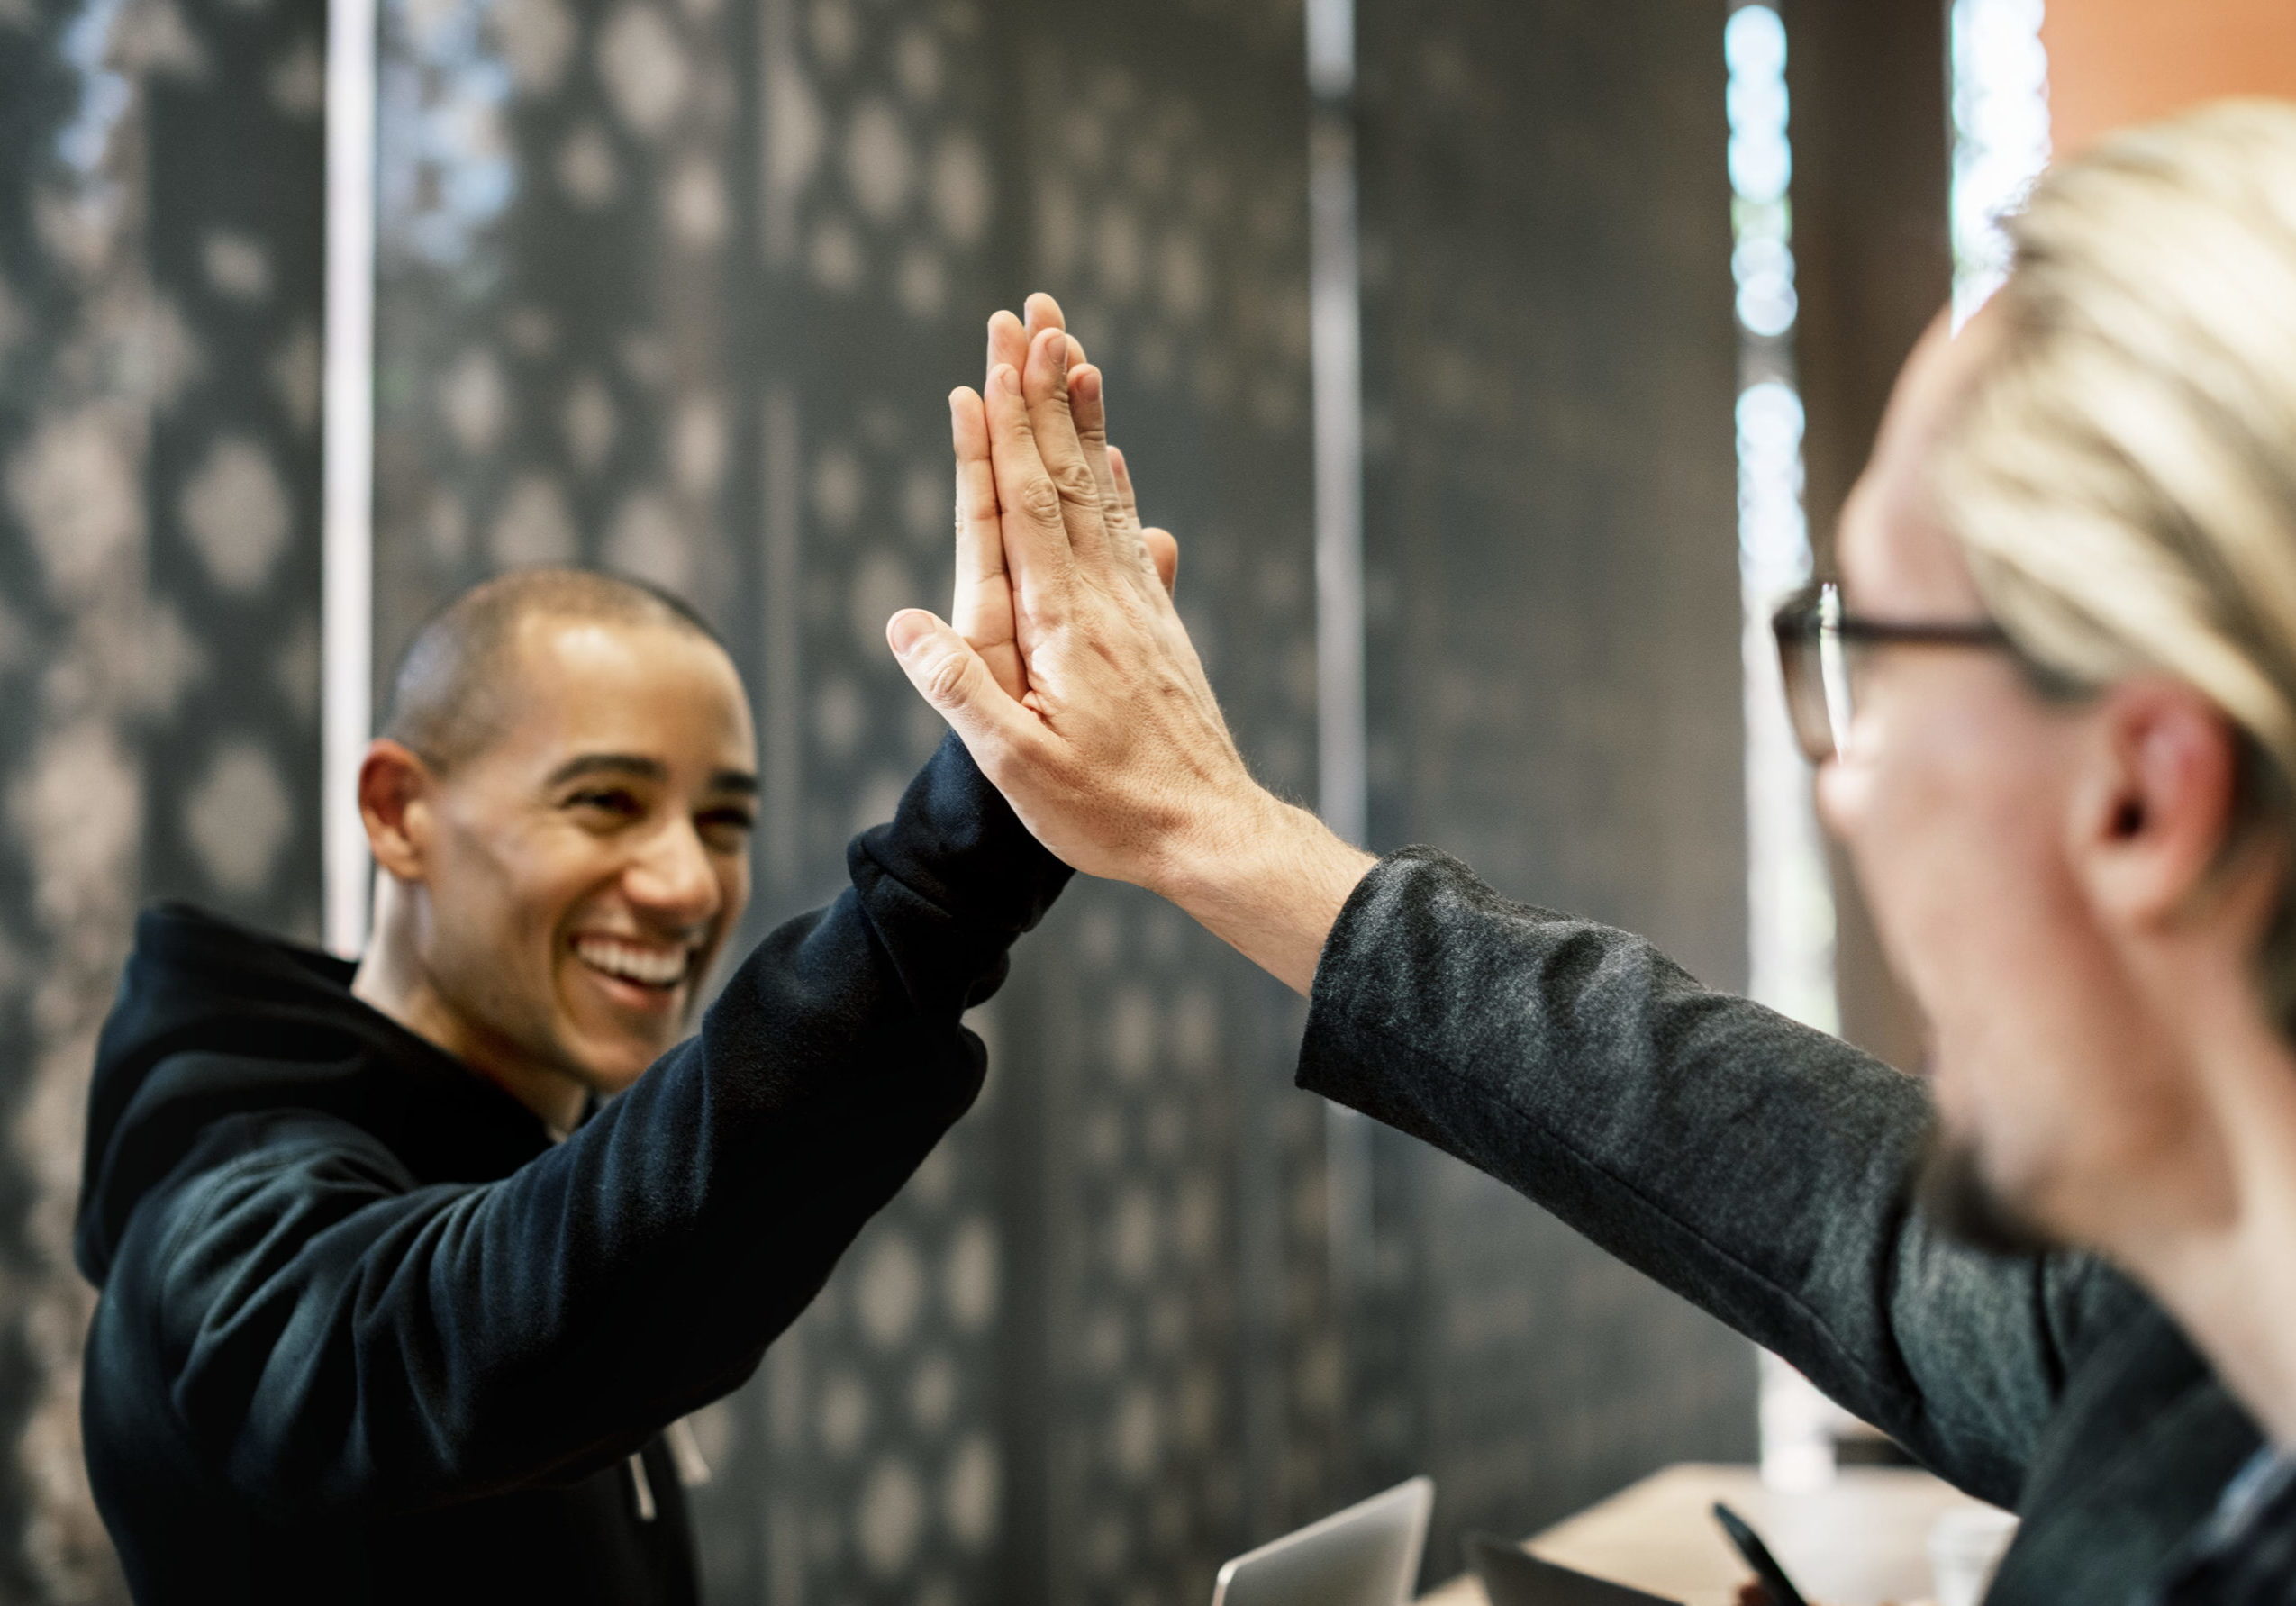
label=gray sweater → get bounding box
[1297,848,2264,1603]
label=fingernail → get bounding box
[886,610,931,654]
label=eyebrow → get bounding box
[544,753,760,796]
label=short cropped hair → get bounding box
[380,567,727,771]
[1932,98,2296,1030]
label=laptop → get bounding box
[1210,1476,1435,1606]
[1466,1531,1680,1606]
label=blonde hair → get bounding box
[1933,98,2296,1024]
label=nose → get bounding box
[624,817,721,931]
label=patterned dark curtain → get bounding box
[0,0,323,1595]
[1354,0,1759,1568]
[0,0,1755,1599]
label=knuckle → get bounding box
[1019,475,1066,524]
[1014,594,1061,636]
[1051,461,1098,503]
[922,651,973,705]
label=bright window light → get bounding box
[1951,0,2050,322]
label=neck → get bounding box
[2115,985,2296,1450]
[350,877,587,1137]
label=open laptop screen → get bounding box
[1211,1477,1435,1606]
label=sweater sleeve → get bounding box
[123,735,1068,1520]
[1296,847,2136,1509]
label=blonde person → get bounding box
[893,104,2296,1602]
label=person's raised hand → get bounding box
[951,295,1174,698]
[889,313,1372,993]
[897,321,1238,876]
[999,296,1177,586]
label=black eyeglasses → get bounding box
[1771,581,2011,763]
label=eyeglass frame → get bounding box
[1770,580,2014,764]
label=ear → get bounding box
[359,739,437,884]
[2073,678,2243,927]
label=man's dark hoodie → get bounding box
[74,737,1068,1605]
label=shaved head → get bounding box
[382,568,727,770]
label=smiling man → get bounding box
[74,568,1072,1604]
[351,575,767,1136]
[894,105,2296,1603]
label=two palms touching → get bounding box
[888,292,1261,891]
[947,295,1178,702]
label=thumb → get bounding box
[887,608,1036,755]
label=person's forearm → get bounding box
[1295,848,2102,1507]
[1150,791,1375,994]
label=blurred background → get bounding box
[1,0,2291,1601]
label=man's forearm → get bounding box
[1151,792,1375,994]
[1295,847,2100,1507]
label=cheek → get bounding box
[460,830,613,1007]
[1830,694,2079,1036]
[1838,712,2139,1198]
[497,848,589,964]
[423,827,524,962]
[718,861,750,937]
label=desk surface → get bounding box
[1419,1463,2001,1606]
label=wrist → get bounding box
[1148,787,1375,995]
[1143,785,1293,906]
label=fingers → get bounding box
[1010,295,1125,549]
[948,386,1026,699]
[886,607,1040,765]
[1143,527,1179,596]
[1068,363,1132,538]
[987,309,1029,389]
[1101,440,1168,596]
[1020,324,1117,570]
[1023,291,1067,342]
[983,361,1079,618]
[1109,444,1143,530]
[988,293,1066,391]
[991,297,1083,408]
[979,295,1141,612]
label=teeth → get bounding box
[575,936,690,988]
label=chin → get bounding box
[560,1034,673,1100]
[587,1052,661,1097]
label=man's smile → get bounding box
[571,933,696,997]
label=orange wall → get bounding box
[2044,0,2296,156]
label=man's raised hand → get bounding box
[948,295,1173,698]
[890,319,1247,881]
[890,307,1373,994]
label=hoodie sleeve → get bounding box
[112,734,1068,1520]
[1297,847,2134,1510]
